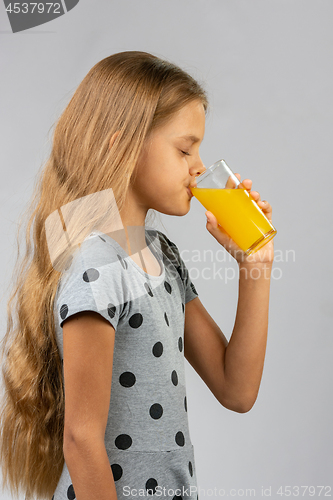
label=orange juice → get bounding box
[191,187,276,254]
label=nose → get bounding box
[189,156,206,186]
[192,156,206,175]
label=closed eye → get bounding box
[181,150,191,156]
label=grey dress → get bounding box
[52,228,199,500]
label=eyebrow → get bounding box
[178,135,201,143]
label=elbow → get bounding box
[63,430,80,459]
[218,393,257,413]
[232,401,255,413]
[63,426,104,457]
[63,423,81,450]
[63,430,76,454]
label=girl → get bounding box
[0,51,274,500]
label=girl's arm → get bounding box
[184,265,271,414]
[184,180,274,413]
[62,311,118,500]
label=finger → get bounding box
[239,178,252,191]
[205,213,245,257]
[205,211,219,228]
[258,200,273,220]
[250,190,261,202]
[225,174,238,189]
[206,211,230,237]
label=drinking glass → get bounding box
[190,159,277,255]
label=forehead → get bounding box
[157,100,206,140]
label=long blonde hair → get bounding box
[0,51,208,500]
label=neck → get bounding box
[105,183,150,255]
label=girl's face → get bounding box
[129,99,206,219]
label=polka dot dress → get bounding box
[52,228,199,500]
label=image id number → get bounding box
[276,486,331,496]
[5,3,61,14]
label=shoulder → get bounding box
[57,230,125,296]
[55,231,127,330]
[64,231,123,274]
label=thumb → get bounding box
[205,211,235,249]
[205,211,217,229]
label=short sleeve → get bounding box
[157,231,199,304]
[55,233,126,331]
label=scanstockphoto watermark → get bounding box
[180,248,295,282]
[122,484,332,497]
[44,187,291,297]
[122,485,257,497]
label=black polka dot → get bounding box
[175,431,185,447]
[67,484,75,500]
[60,304,68,320]
[184,396,187,412]
[144,282,154,297]
[190,282,198,295]
[129,313,143,329]
[115,434,132,450]
[164,312,169,327]
[182,302,185,314]
[82,268,99,282]
[145,478,158,495]
[98,235,106,242]
[149,403,163,419]
[152,342,163,357]
[111,463,123,481]
[178,337,183,352]
[119,372,136,387]
[171,370,178,386]
[117,254,128,270]
[52,496,54,500]
[107,303,116,319]
[189,461,193,476]
[173,496,183,500]
[164,281,172,294]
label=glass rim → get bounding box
[195,159,239,187]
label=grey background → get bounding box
[1,1,332,498]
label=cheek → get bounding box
[141,175,175,203]
[131,167,161,198]
[133,148,183,197]
[141,156,168,183]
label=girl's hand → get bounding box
[205,175,274,265]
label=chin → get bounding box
[155,196,192,217]
[177,205,191,217]
[159,205,190,217]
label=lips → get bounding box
[187,187,193,198]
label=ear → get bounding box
[109,130,121,150]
